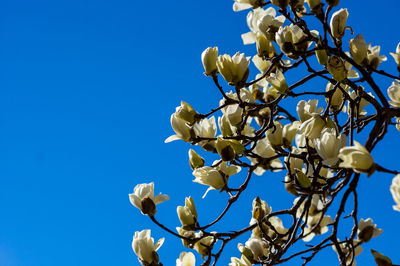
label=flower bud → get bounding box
[326,82,346,110]
[129,183,169,216]
[349,34,368,65]
[175,101,198,124]
[390,174,400,212]
[295,169,311,189]
[338,141,374,173]
[176,252,196,266]
[216,138,236,161]
[357,218,383,243]
[271,0,289,8]
[390,43,400,70]
[201,47,218,75]
[189,149,205,169]
[330,8,348,39]
[217,52,250,84]
[177,196,198,228]
[194,233,214,256]
[251,196,271,221]
[327,56,347,81]
[315,38,328,66]
[132,230,164,265]
[165,114,192,143]
[313,128,347,167]
[371,250,393,266]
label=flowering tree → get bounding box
[129,0,400,265]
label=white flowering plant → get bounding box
[129,0,400,265]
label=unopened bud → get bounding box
[350,34,368,65]
[189,149,205,169]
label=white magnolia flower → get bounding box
[367,44,387,70]
[298,115,326,139]
[303,215,333,242]
[284,147,303,174]
[242,7,276,44]
[252,55,273,73]
[251,137,283,175]
[327,55,347,81]
[390,174,400,212]
[233,0,261,12]
[218,114,234,137]
[193,116,217,139]
[330,8,348,39]
[326,82,349,110]
[193,162,241,197]
[225,104,243,126]
[313,128,347,166]
[251,196,271,221]
[256,33,277,57]
[188,149,205,170]
[357,218,383,243]
[177,196,198,227]
[347,89,372,116]
[387,81,400,107]
[338,141,374,173]
[282,121,301,146]
[276,24,316,58]
[266,120,284,147]
[132,230,164,265]
[257,8,286,41]
[193,232,214,257]
[217,52,250,84]
[229,256,252,266]
[297,100,323,122]
[332,239,363,266]
[390,43,400,66]
[174,101,198,124]
[165,113,192,143]
[129,183,169,216]
[201,47,219,75]
[176,252,196,266]
[349,34,368,65]
[266,70,288,93]
[243,237,269,260]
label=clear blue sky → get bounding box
[1,0,400,265]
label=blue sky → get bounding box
[1,0,400,265]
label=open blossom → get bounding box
[251,137,283,175]
[275,24,317,58]
[229,256,252,266]
[387,81,400,107]
[313,128,347,166]
[330,8,348,39]
[176,252,196,266]
[240,237,269,260]
[132,230,164,265]
[357,218,383,243]
[298,115,326,139]
[266,70,288,93]
[233,0,262,12]
[338,141,374,173]
[193,117,217,139]
[194,232,214,257]
[201,47,218,75]
[129,183,169,216]
[390,174,400,212]
[367,44,387,70]
[193,161,241,197]
[303,215,333,242]
[217,52,250,84]
[242,7,278,44]
[297,99,323,122]
[332,239,363,266]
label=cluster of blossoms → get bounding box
[129,0,400,265]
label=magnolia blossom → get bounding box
[390,174,400,212]
[201,47,218,75]
[165,113,192,143]
[366,44,387,70]
[284,147,303,174]
[129,183,169,216]
[297,99,323,122]
[256,33,276,57]
[338,141,374,173]
[266,70,288,93]
[252,55,273,73]
[313,128,347,166]
[177,196,198,227]
[193,116,217,139]
[241,237,269,260]
[347,89,372,116]
[188,149,205,169]
[218,114,234,137]
[282,121,301,147]
[297,115,326,139]
[332,239,363,266]
[229,256,252,266]
[192,161,241,197]
[349,34,368,65]
[251,196,271,222]
[266,120,284,147]
[132,230,164,265]
[371,250,393,266]
[330,8,348,39]
[303,215,333,242]
[176,252,196,266]
[326,82,348,110]
[327,55,347,81]
[257,8,285,41]
[251,137,283,175]
[217,52,250,84]
[225,104,243,126]
[387,81,400,107]
[233,0,261,12]
[390,42,400,66]
[275,24,317,58]
[193,232,214,257]
[357,218,383,243]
